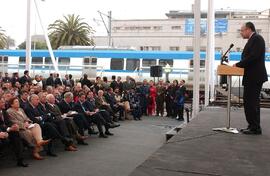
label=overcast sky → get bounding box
[1,0,269,46]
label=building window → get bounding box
[170,46,180,51]
[171,26,181,30]
[186,46,193,51]
[159,59,173,67]
[257,29,262,34]
[142,59,156,67]
[140,46,161,51]
[236,47,242,52]
[215,47,222,51]
[142,26,151,30]
[151,46,161,51]
[110,58,124,70]
[126,59,140,71]
[200,46,206,51]
[153,26,162,30]
[113,27,121,30]
[236,29,241,38]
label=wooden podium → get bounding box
[213,65,244,134]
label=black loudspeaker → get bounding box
[150,66,163,77]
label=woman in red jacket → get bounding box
[147,80,157,116]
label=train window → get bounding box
[58,57,70,65]
[189,60,205,68]
[32,57,43,64]
[142,59,156,67]
[111,58,124,70]
[0,56,8,63]
[84,57,97,65]
[19,57,26,63]
[126,59,140,71]
[159,59,173,67]
[45,57,52,64]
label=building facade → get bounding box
[93,9,270,52]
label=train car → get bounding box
[0,48,270,90]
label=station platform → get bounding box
[130,107,270,176]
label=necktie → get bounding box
[0,110,4,122]
[81,103,86,112]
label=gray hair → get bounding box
[64,92,73,99]
[46,94,55,102]
[28,94,39,102]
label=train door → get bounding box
[188,60,205,83]
[83,57,97,79]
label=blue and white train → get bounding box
[0,47,270,89]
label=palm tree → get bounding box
[0,27,7,49]
[48,14,95,49]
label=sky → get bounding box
[0,0,269,46]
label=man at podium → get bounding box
[233,22,268,135]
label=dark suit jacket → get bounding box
[57,100,74,114]
[46,76,54,86]
[2,77,11,83]
[24,103,41,124]
[0,110,12,132]
[81,78,92,88]
[24,103,49,124]
[236,33,268,85]
[46,103,63,121]
[19,98,28,111]
[19,75,31,85]
[55,78,62,86]
[11,76,20,85]
[73,101,87,114]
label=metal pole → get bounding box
[108,11,112,47]
[209,0,216,103]
[33,0,61,79]
[26,0,31,71]
[205,0,215,106]
[192,0,201,118]
[227,75,231,128]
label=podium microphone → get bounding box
[221,43,234,64]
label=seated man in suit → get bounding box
[74,92,113,138]
[0,96,28,167]
[95,90,118,122]
[38,92,74,147]
[19,90,29,110]
[46,94,87,146]
[25,94,75,155]
[87,91,120,128]
[105,87,124,121]
[57,92,96,138]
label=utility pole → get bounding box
[108,11,112,47]
[97,11,112,47]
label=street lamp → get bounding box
[164,63,172,82]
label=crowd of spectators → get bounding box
[0,71,186,167]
